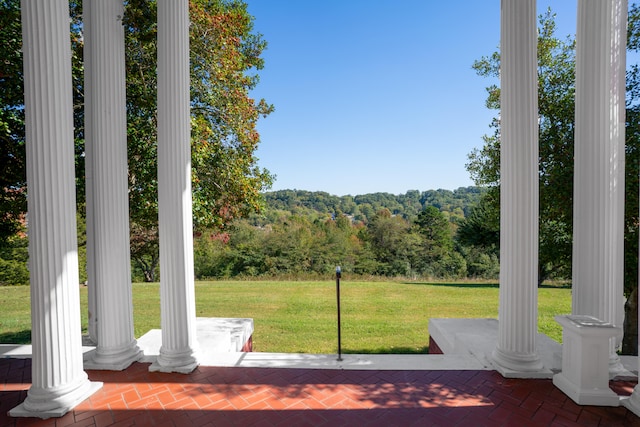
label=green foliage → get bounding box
[121,0,275,279]
[130,224,160,282]
[264,187,486,223]
[76,211,87,284]
[1,0,275,281]
[457,189,499,252]
[189,0,275,230]
[625,3,640,300]
[622,4,640,354]
[459,246,500,279]
[192,188,485,280]
[195,213,368,278]
[467,9,576,284]
[468,6,640,289]
[364,209,415,276]
[412,206,465,278]
[0,235,28,286]
[467,5,640,352]
[0,0,26,244]
[0,0,502,285]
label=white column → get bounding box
[492,0,546,378]
[10,0,102,418]
[151,0,200,374]
[83,0,141,371]
[572,0,627,374]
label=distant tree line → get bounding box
[191,187,501,281]
[2,185,502,284]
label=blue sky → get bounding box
[246,1,578,196]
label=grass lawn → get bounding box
[0,280,572,354]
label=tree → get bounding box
[0,1,26,243]
[415,207,451,248]
[469,6,640,353]
[0,234,28,286]
[189,0,274,230]
[122,0,274,279]
[456,190,499,252]
[622,3,640,354]
[413,206,466,278]
[467,9,576,285]
[0,0,85,283]
[364,209,417,276]
[0,0,274,282]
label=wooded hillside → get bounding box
[191,186,499,281]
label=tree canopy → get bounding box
[192,188,485,281]
[466,9,576,284]
[0,0,275,281]
[0,0,26,243]
[122,0,274,278]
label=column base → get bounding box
[553,372,620,407]
[9,379,102,419]
[83,341,142,371]
[491,346,551,378]
[621,385,640,416]
[149,346,199,374]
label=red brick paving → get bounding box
[0,358,638,426]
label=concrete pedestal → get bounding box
[553,315,622,406]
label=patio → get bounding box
[1,357,639,427]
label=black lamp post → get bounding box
[336,266,342,361]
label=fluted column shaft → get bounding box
[152,0,199,373]
[10,0,101,418]
[492,0,544,376]
[83,0,141,370]
[573,0,627,372]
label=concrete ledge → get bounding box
[137,317,254,364]
[201,352,490,370]
[197,317,253,352]
[428,318,639,380]
[0,345,96,359]
[2,316,637,376]
[429,318,561,377]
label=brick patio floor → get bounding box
[1,358,639,426]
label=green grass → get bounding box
[0,280,572,354]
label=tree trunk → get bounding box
[143,268,155,283]
[133,255,158,283]
[538,264,548,287]
[622,286,638,355]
